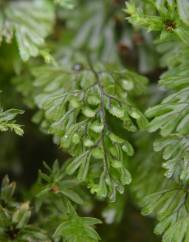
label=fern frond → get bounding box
[37,160,84,205]
[126,0,189,44]
[53,205,101,242]
[154,135,189,182]
[146,87,189,136]
[126,1,189,241]
[0,176,49,241]
[0,108,23,135]
[142,183,189,242]
[0,0,54,61]
[31,52,148,200]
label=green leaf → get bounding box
[122,142,134,156]
[82,107,96,118]
[90,121,104,133]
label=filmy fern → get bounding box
[0,0,54,61]
[32,52,148,200]
[0,107,23,135]
[126,0,189,242]
[1,0,189,241]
